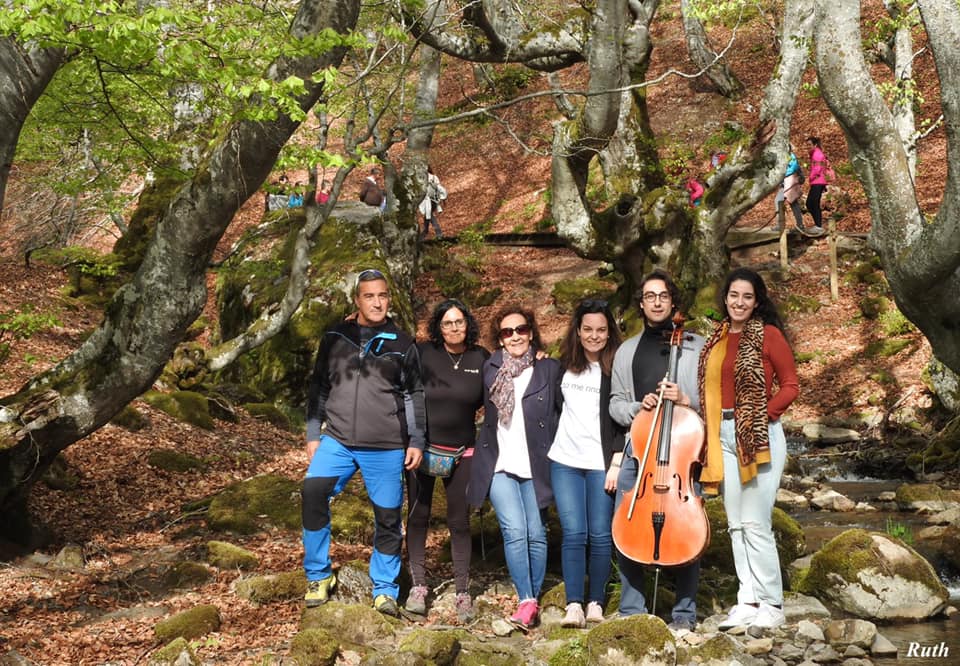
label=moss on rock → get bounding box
[550,277,617,315]
[547,636,589,666]
[163,561,213,589]
[243,402,292,430]
[149,637,199,665]
[142,390,215,430]
[397,627,461,663]
[206,474,301,534]
[300,601,398,644]
[112,404,148,431]
[541,581,567,610]
[289,627,340,666]
[147,449,206,473]
[154,604,221,642]
[206,540,259,570]
[584,615,674,665]
[235,569,306,603]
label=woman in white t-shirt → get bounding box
[550,299,623,628]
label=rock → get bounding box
[945,605,958,618]
[895,483,960,513]
[149,637,200,666]
[878,491,897,502]
[784,593,832,621]
[823,618,877,648]
[301,601,398,644]
[840,659,872,666]
[797,529,949,620]
[585,615,676,666]
[51,544,85,570]
[843,644,867,657]
[799,476,818,489]
[927,506,960,526]
[776,642,805,661]
[804,642,841,663]
[853,502,876,512]
[795,619,825,643]
[789,554,814,586]
[490,619,514,636]
[870,632,898,656]
[777,488,809,510]
[205,540,258,570]
[802,423,861,443]
[153,605,221,642]
[745,637,774,655]
[810,489,857,512]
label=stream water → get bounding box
[789,448,960,664]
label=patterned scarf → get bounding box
[697,316,769,494]
[489,348,535,425]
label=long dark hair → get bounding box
[807,136,821,148]
[560,299,621,375]
[720,267,785,332]
[427,298,480,348]
[489,303,544,351]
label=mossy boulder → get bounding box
[541,581,567,610]
[243,402,292,430]
[547,636,589,666]
[301,601,398,644]
[680,632,743,664]
[450,640,522,666]
[206,540,259,570]
[162,561,213,589]
[289,627,340,666]
[235,569,306,603]
[154,604,221,642]
[895,483,960,512]
[584,614,675,665]
[111,404,149,431]
[797,529,948,620]
[149,637,199,665]
[328,478,377,544]
[147,449,206,473]
[704,497,805,580]
[396,627,462,664]
[206,474,301,534]
[142,390,214,430]
[41,454,80,491]
[865,338,911,358]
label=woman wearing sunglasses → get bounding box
[549,299,623,627]
[467,304,562,630]
[405,299,489,622]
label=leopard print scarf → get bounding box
[698,316,769,490]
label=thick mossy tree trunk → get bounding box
[814,0,960,379]
[0,0,362,544]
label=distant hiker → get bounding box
[359,167,386,210]
[288,181,305,208]
[685,176,705,208]
[806,137,833,233]
[316,179,332,205]
[711,151,728,170]
[418,166,447,239]
[778,149,821,235]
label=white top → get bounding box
[495,366,534,478]
[548,363,605,471]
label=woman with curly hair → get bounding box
[404,299,489,622]
[697,268,799,632]
[467,304,563,629]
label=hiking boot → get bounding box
[374,594,399,617]
[509,599,539,629]
[561,602,586,628]
[404,585,428,615]
[718,603,758,630]
[455,592,475,623]
[585,601,605,623]
[750,602,785,629]
[304,573,336,608]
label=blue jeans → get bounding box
[614,442,699,623]
[488,472,547,601]
[551,461,613,604]
[302,435,405,599]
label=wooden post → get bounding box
[829,218,839,301]
[777,200,788,269]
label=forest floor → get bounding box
[0,2,953,662]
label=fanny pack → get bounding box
[420,444,466,478]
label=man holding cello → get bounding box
[608,269,706,632]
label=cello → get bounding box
[611,313,710,567]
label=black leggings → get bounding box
[405,456,473,593]
[806,185,826,228]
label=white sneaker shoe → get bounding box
[585,601,605,623]
[561,602,586,628]
[718,603,759,630]
[750,602,785,629]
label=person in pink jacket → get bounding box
[686,176,705,207]
[805,137,829,232]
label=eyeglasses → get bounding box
[498,324,532,340]
[440,318,466,330]
[642,291,671,304]
[357,268,386,282]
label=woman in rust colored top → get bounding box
[697,267,799,633]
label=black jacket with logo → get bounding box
[305,318,425,450]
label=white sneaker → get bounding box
[750,602,785,629]
[585,601,604,623]
[718,603,759,630]
[561,602,586,628]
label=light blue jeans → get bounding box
[720,418,787,606]
[488,472,547,601]
[551,461,613,604]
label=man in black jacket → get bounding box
[301,269,425,616]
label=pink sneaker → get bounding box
[509,599,539,629]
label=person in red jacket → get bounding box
[697,267,799,633]
[685,176,705,207]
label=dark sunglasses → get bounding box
[499,324,532,340]
[357,268,386,281]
